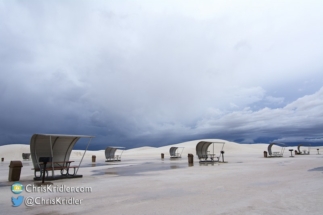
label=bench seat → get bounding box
[32,165,78,178]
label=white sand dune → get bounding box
[1,139,323,215]
[0,144,30,160]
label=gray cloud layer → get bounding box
[1,1,323,149]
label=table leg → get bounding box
[66,163,71,176]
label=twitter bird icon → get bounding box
[12,196,24,207]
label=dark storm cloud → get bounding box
[1,1,323,149]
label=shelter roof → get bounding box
[33,134,94,138]
[267,142,286,156]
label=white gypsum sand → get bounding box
[0,139,323,215]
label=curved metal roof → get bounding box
[105,147,125,159]
[169,147,178,156]
[196,141,213,159]
[297,143,311,153]
[267,142,286,156]
[196,141,225,160]
[30,134,93,169]
[105,147,117,159]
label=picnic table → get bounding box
[33,161,77,178]
[272,152,282,156]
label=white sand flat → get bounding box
[1,140,323,214]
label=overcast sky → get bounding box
[1,0,323,149]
